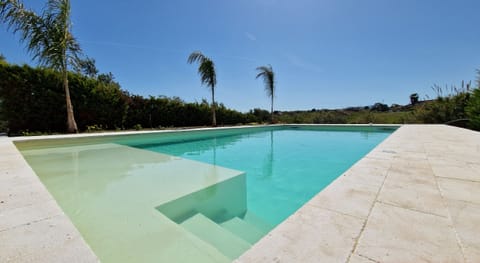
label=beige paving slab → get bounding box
[0,174,54,213]
[469,162,480,171]
[428,154,477,166]
[390,158,432,170]
[446,200,480,262]
[353,156,392,170]
[355,202,464,262]
[0,166,41,186]
[364,150,397,160]
[0,199,64,232]
[0,153,26,172]
[347,161,390,187]
[377,163,449,217]
[437,177,480,205]
[430,162,480,182]
[307,171,380,219]
[238,205,364,263]
[0,214,98,263]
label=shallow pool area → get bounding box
[14,125,396,262]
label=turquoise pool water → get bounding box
[16,125,396,262]
[130,126,393,228]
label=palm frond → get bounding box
[188,51,216,89]
[0,0,40,42]
[256,65,275,98]
[0,0,81,71]
[187,51,206,64]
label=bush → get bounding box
[86,124,103,133]
[371,102,390,112]
[415,84,470,124]
[466,88,480,130]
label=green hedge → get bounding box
[0,63,254,135]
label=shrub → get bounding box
[466,88,480,130]
[86,124,103,133]
[415,84,470,124]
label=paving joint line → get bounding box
[434,176,480,184]
[306,203,366,221]
[345,159,393,262]
[427,143,468,263]
[375,200,448,218]
[0,214,61,233]
[356,253,381,263]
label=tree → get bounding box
[98,72,115,84]
[188,51,217,126]
[410,93,419,105]
[0,0,82,133]
[477,69,480,88]
[77,56,98,78]
[256,65,275,123]
[371,102,390,112]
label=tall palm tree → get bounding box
[188,51,217,126]
[1,0,81,133]
[256,65,275,123]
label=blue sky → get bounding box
[1,0,479,112]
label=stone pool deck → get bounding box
[1,125,479,262]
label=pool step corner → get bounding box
[180,213,251,259]
[220,217,265,244]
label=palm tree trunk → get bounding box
[64,69,78,133]
[211,86,217,127]
[271,95,274,123]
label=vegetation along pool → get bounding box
[15,125,397,262]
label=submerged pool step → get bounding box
[181,213,251,259]
[220,217,265,244]
[241,211,274,233]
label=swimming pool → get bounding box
[15,125,396,262]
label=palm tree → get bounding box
[256,65,275,123]
[188,51,217,126]
[0,0,82,133]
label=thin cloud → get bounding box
[245,32,257,41]
[215,53,259,63]
[81,40,184,54]
[285,54,323,73]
